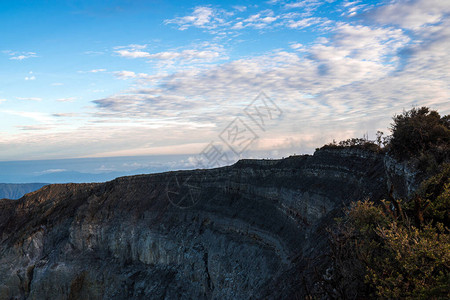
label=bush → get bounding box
[406,164,450,226]
[319,138,382,152]
[369,222,450,299]
[389,107,450,166]
[318,107,450,298]
[327,199,450,299]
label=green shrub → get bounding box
[328,199,450,299]
[389,107,450,166]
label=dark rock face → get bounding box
[0,149,416,299]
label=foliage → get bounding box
[318,107,450,299]
[389,107,450,168]
[324,200,389,299]
[318,107,449,173]
[327,198,450,299]
[319,138,382,152]
[326,176,450,299]
[368,222,450,299]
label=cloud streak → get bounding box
[4,51,37,60]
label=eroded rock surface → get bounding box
[0,148,416,299]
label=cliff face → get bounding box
[0,149,417,299]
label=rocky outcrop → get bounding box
[383,154,421,199]
[0,148,417,299]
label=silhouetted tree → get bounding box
[389,107,450,167]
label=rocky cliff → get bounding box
[0,148,418,299]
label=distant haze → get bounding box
[0,154,194,183]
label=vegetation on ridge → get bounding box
[317,107,450,299]
[319,106,450,175]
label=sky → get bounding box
[0,0,449,180]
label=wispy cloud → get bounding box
[4,51,37,60]
[78,69,107,73]
[164,6,231,31]
[25,71,36,81]
[36,168,67,175]
[17,97,42,101]
[88,68,107,73]
[2,110,52,123]
[114,44,147,50]
[16,125,54,131]
[56,97,76,102]
[115,43,226,64]
[233,9,278,29]
[286,17,323,29]
[164,4,332,33]
[84,50,105,55]
[52,113,78,117]
[113,70,140,80]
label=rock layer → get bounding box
[0,148,416,299]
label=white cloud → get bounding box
[88,19,448,159]
[114,44,147,50]
[17,97,42,101]
[164,6,229,31]
[287,17,322,29]
[51,82,64,86]
[233,5,247,12]
[36,169,67,174]
[52,113,78,117]
[290,43,304,50]
[113,70,137,79]
[371,0,450,30]
[89,69,107,73]
[235,10,279,29]
[84,50,105,55]
[78,69,107,73]
[116,49,222,61]
[284,0,322,9]
[56,97,76,102]
[8,52,37,60]
[25,71,35,80]
[0,99,6,103]
[114,43,227,68]
[164,5,331,33]
[2,110,52,123]
[115,50,151,58]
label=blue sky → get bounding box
[1,0,449,177]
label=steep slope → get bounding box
[0,148,413,299]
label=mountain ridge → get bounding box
[0,148,418,299]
